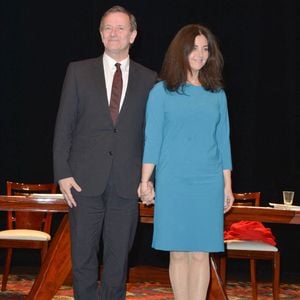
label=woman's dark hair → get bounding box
[160,24,224,92]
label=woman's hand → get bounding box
[224,187,234,213]
[138,181,155,205]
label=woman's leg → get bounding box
[188,252,210,300]
[169,251,189,300]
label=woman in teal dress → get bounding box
[138,24,234,300]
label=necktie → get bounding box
[109,63,123,124]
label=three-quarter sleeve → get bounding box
[216,91,232,170]
[143,84,165,165]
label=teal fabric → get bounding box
[143,81,232,252]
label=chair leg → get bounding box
[40,242,49,262]
[273,252,280,300]
[1,248,13,291]
[219,256,227,285]
[250,258,257,300]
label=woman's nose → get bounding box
[198,49,204,57]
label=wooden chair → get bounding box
[219,192,280,300]
[0,181,57,291]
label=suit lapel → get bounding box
[93,56,108,102]
[92,56,114,126]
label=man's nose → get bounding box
[110,28,117,36]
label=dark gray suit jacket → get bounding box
[53,56,157,198]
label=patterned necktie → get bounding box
[109,63,123,124]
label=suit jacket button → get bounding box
[109,151,113,156]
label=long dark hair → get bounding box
[160,24,224,92]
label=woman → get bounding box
[138,24,234,300]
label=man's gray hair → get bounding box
[100,5,137,32]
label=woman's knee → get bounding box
[189,252,209,263]
[170,251,189,263]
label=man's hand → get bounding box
[137,181,155,205]
[59,177,82,208]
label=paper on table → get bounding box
[29,193,65,199]
[269,202,300,211]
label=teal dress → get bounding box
[143,81,232,252]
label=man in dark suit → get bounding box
[53,6,156,299]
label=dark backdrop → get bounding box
[1,0,299,274]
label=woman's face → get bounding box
[188,34,209,74]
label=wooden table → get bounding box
[226,205,300,224]
[1,196,300,299]
[139,203,300,226]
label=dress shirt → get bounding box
[103,53,130,111]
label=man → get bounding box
[53,6,157,299]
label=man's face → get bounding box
[100,12,137,59]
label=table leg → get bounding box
[207,256,228,300]
[27,214,72,300]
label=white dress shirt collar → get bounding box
[103,53,130,74]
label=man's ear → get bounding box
[130,30,137,44]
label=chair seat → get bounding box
[0,181,57,292]
[225,240,278,251]
[0,229,51,241]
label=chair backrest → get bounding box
[6,181,57,233]
[232,192,261,207]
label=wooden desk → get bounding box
[0,195,68,213]
[226,205,300,224]
[1,196,299,299]
[140,203,300,225]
